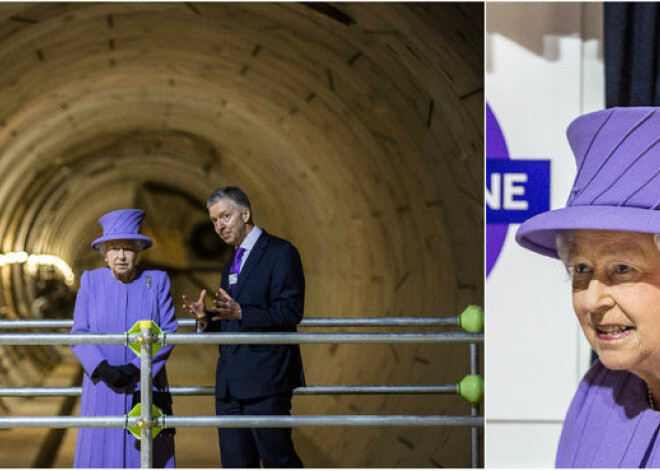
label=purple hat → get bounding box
[91,209,153,251]
[516,107,660,258]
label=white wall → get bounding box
[486,3,604,467]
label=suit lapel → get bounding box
[220,260,230,291]
[233,230,268,299]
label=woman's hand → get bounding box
[93,361,138,388]
[118,364,140,380]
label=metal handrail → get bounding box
[0,317,459,329]
[0,384,459,397]
[0,331,483,345]
[165,332,482,344]
[161,415,482,427]
[0,416,128,428]
[0,415,483,429]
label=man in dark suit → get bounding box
[182,186,305,468]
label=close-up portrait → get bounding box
[487,2,660,468]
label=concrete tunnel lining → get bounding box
[0,3,483,468]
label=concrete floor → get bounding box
[0,359,79,467]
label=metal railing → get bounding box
[0,385,459,397]
[0,331,482,346]
[0,317,461,329]
[0,307,484,468]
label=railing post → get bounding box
[140,321,153,469]
[459,305,484,469]
[469,343,480,468]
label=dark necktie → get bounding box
[228,247,246,296]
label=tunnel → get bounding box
[0,3,483,468]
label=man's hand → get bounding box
[182,289,207,324]
[211,288,242,320]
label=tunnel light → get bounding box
[1,252,75,286]
[5,251,28,263]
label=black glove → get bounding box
[93,360,137,388]
[118,363,140,380]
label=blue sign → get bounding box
[486,159,551,224]
[486,104,552,276]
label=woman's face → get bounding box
[568,230,660,378]
[104,239,139,282]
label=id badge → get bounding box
[229,274,238,285]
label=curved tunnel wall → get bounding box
[0,3,483,467]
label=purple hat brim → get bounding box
[515,205,660,259]
[91,233,153,251]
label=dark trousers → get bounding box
[215,392,303,468]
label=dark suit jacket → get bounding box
[207,230,306,400]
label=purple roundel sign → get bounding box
[486,104,551,277]
[486,104,509,276]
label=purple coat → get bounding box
[557,360,660,468]
[70,268,178,468]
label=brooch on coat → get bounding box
[146,276,152,289]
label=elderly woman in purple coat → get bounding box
[517,107,660,467]
[70,209,177,468]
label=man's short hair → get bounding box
[207,186,252,212]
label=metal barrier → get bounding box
[0,385,459,397]
[0,307,484,468]
[0,317,461,329]
[0,331,482,346]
